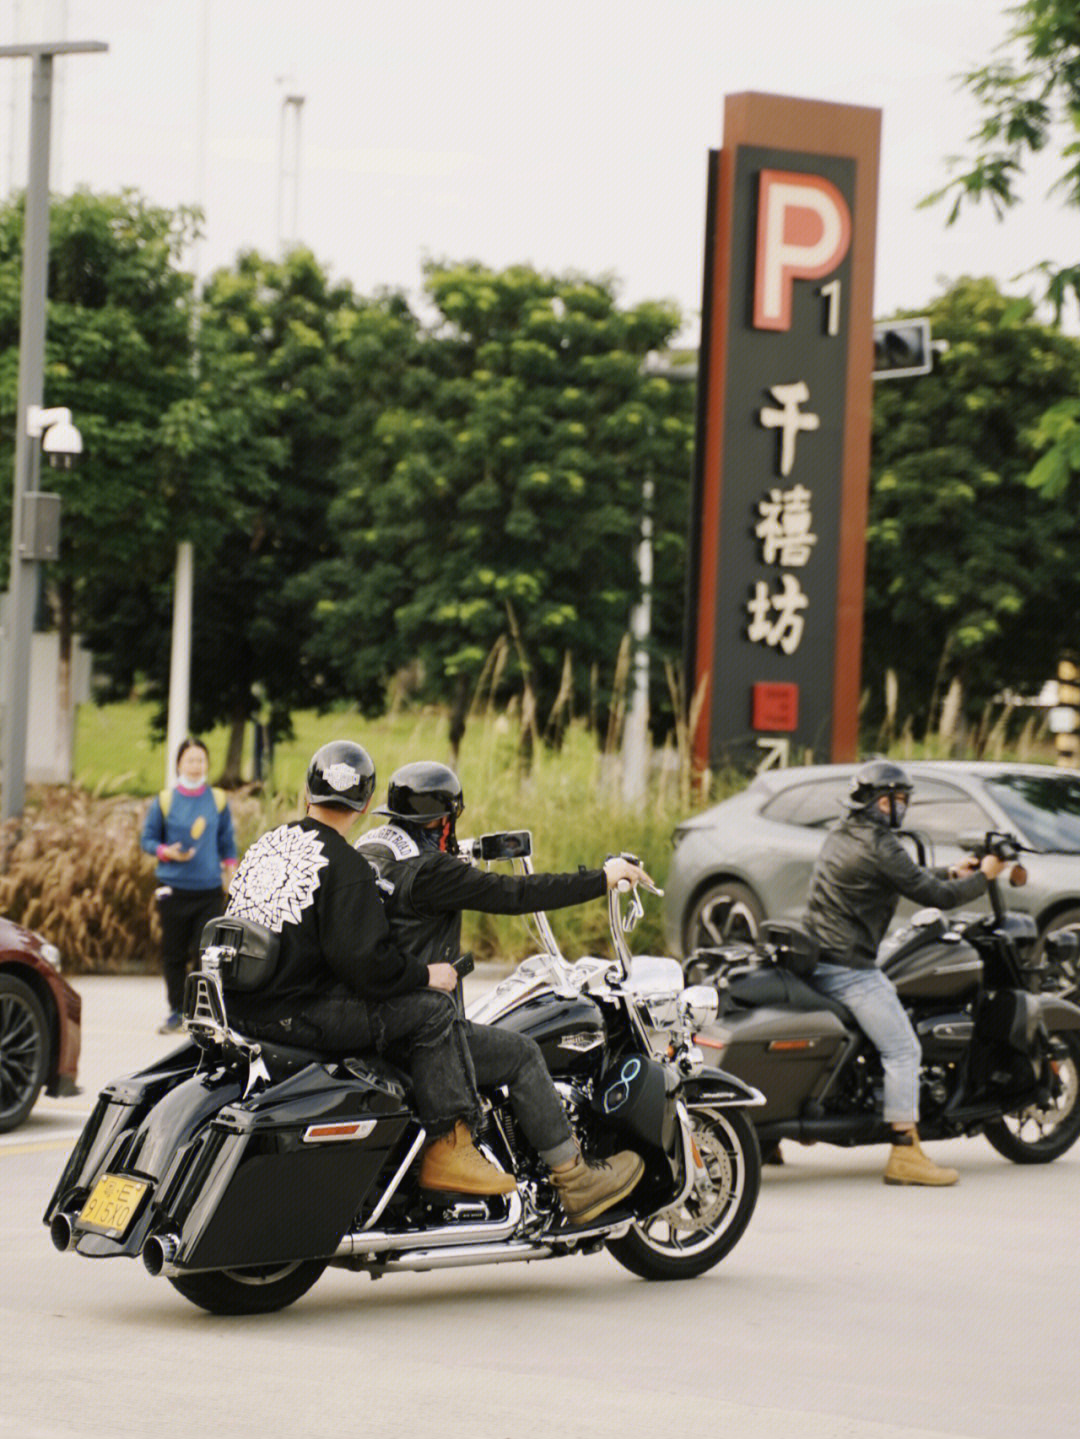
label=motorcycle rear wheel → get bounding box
[167,1259,327,1315]
[605,1108,761,1281]
[983,1031,1080,1164]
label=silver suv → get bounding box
[664,761,1080,956]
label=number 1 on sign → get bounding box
[819,280,841,336]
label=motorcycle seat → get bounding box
[253,1040,411,1098]
[723,966,857,1027]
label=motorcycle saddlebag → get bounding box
[147,1064,412,1272]
[591,1055,675,1153]
[702,1007,849,1123]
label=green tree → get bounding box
[0,188,206,763]
[927,0,1080,498]
[90,247,358,781]
[311,261,693,756]
[865,276,1080,737]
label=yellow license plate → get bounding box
[78,1174,149,1237]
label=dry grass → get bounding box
[0,786,271,975]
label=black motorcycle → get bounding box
[44,833,763,1314]
[682,832,1080,1164]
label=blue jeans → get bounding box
[810,962,922,1123]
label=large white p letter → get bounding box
[753,170,852,332]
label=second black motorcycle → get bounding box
[682,832,1080,1164]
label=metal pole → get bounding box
[621,474,654,804]
[164,541,193,786]
[2,51,53,819]
[0,39,107,819]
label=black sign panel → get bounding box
[706,145,855,768]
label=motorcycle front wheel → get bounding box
[983,1031,1080,1164]
[605,1107,761,1281]
[167,1259,327,1315]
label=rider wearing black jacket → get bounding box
[225,741,513,1198]
[357,761,649,1224]
[802,760,1005,1186]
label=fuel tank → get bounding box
[494,992,607,1075]
[880,929,983,1001]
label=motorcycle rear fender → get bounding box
[45,1044,206,1226]
[678,1065,766,1109]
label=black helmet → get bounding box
[306,741,376,812]
[379,761,464,824]
[846,759,912,828]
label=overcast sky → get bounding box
[2,1,1072,340]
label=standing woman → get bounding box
[141,739,238,1033]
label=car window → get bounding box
[760,778,850,828]
[906,780,989,843]
[983,774,1080,853]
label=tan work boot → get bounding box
[550,1148,645,1224]
[418,1121,517,1195]
[883,1130,958,1187]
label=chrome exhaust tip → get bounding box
[49,1212,77,1252]
[142,1233,179,1277]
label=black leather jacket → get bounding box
[355,823,606,970]
[802,811,989,969]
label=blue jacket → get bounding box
[141,784,237,891]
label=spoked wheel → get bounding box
[167,1259,327,1315]
[983,1031,1080,1164]
[605,1108,761,1280]
[0,973,50,1133]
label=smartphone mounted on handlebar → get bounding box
[460,831,533,863]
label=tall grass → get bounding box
[68,701,722,968]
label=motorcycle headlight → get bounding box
[39,941,63,972]
[678,985,719,1031]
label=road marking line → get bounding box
[0,1135,80,1155]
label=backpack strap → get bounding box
[159,789,171,819]
[211,786,227,813]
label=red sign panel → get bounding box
[752,682,799,733]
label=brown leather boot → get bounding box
[883,1129,958,1186]
[418,1122,517,1195]
[550,1148,645,1224]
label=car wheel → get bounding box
[0,972,50,1133]
[1037,907,1080,991]
[683,881,764,952]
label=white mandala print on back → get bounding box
[228,825,330,932]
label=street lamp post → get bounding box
[0,40,107,820]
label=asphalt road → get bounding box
[3,973,1079,1439]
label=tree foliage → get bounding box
[865,276,1080,732]
[925,0,1080,503]
[306,261,693,751]
[0,189,203,664]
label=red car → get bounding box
[0,917,80,1132]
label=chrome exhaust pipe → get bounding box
[142,1233,179,1277]
[334,1191,523,1260]
[49,1212,78,1252]
[376,1241,554,1272]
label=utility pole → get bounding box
[0,40,107,820]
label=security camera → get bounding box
[41,417,83,470]
[26,406,83,469]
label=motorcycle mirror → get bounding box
[1008,863,1028,887]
